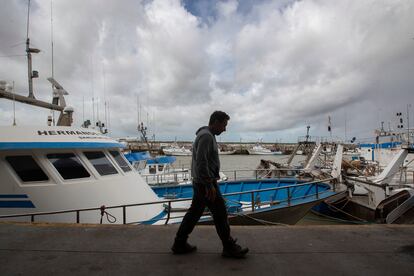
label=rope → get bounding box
[309,210,370,225]
[99,205,117,224]
[324,201,369,223]
[342,159,364,175]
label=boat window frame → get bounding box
[45,151,92,181]
[82,150,119,177]
[108,150,133,173]
[2,152,50,184]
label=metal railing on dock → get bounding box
[0,178,336,225]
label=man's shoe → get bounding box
[222,238,249,258]
[171,242,197,255]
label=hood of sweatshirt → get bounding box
[195,126,211,136]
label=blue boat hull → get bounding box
[153,179,338,225]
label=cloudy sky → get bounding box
[1,0,413,143]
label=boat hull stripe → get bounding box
[141,210,167,225]
[0,142,125,150]
[0,195,28,198]
[0,201,35,208]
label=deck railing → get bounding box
[144,168,305,186]
[0,177,336,224]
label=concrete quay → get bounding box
[0,223,413,275]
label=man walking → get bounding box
[171,111,249,258]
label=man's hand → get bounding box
[205,185,216,202]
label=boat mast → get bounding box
[26,0,40,99]
[50,0,55,125]
[407,104,411,146]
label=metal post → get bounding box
[234,171,236,181]
[287,187,291,206]
[76,211,80,223]
[404,168,407,184]
[251,192,255,212]
[165,201,171,225]
[255,170,258,180]
[316,184,319,199]
[123,206,126,224]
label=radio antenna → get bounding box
[12,81,16,126]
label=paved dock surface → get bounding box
[1,223,414,275]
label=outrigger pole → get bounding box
[0,77,73,127]
[0,89,63,112]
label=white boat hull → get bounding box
[248,150,279,155]
[0,126,164,224]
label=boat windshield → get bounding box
[109,150,132,173]
[47,153,90,180]
[84,151,118,176]
[6,155,49,182]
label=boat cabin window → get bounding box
[149,165,156,174]
[158,164,164,172]
[84,151,118,176]
[47,153,90,180]
[5,155,49,182]
[109,150,132,172]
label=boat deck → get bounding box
[1,222,413,275]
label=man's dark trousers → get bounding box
[175,181,231,245]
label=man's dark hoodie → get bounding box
[191,126,220,189]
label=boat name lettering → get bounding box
[78,136,109,140]
[37,130,100,136]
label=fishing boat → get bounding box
[0,124,166,224]
[0,70,165,225]
[248,144,280,155]
[357,127,414,169]
[153,146,345,225]
[125,151,191,185]
[124,151,228,185]
[219,149,236,155]
[162,143,192,156]
[313,146,414,224]
[153,178,339,225]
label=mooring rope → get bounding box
[324,201,369,223]
[99,205,117,224]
